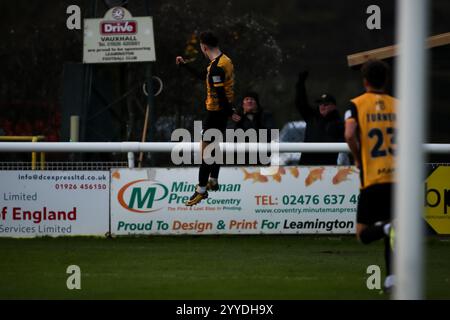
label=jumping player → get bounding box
[176,31,235,206]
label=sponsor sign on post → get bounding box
[424,165,450,234]
[0,171,110,237]
[83,7,156,64]
[110,166,360,235]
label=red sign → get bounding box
[100,21,137,35]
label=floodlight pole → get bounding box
[394,0,429,300]
[81,0,98,146]
[138,0,156,167]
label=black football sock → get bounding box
[210,163,221,180]
[359,224,385,244]
[199,162,211,188]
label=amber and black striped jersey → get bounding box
[345,92,397,189]
[205,53,234,112]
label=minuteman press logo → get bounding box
[118,180,169,213]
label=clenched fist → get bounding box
[175,56,186,65]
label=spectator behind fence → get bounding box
[295,71,345,165]
[231,91,275,131]
[230,91,275,165]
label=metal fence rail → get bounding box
[1,142,449,170]
[0,135,46,169]
[0,162,128,171]
[0,142,450,153]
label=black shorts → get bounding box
[357,183,393,225]
[202,110,228,141]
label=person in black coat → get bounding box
[231,91,274,132]
[230,91,275,165]
[295,71,345,165]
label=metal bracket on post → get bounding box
[127,152,135,169]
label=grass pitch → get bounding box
[0,235,449,299]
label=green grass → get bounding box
[0,235,449,299]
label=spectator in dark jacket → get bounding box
[230,91,275,165]
[295,71,345,165]
[231,91,275,132]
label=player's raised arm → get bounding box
[176,55,206,80]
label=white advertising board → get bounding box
[83,7,156,64]
[110,166,359,235]
[0,171,110,237]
